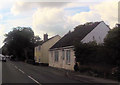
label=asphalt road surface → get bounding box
[2,60,81,85]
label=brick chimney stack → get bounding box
[44,33,48,41]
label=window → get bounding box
[62,50,65,60]
[66,50,71,64]
[54,50,59,62]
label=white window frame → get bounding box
[66,50,71,64]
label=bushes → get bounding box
[75,64,114,78]
[74,41,98,65]
[74,41,118,69]
[79,67,92,73]
[74,41,115,78]
[74,41,106,65]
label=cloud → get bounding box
[90,1,118,27]
[10,1,106,15]
[32,1,118,39]
[11,1,33,15]
[0,24,5,35]
[69,1,118,28]
[11,1,68,15]
[32,8,68,38]
[0,0,13,9]
[5,17,32,27]
[0,14,2,20]
[67,11,102,26]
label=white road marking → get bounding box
[18,69,25,74]
[14,65,25,74]
[14,66,18,69]
[28,76,40,84]
[11,62,41,85]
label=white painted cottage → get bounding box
[49,21,110,70]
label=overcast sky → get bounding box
[0,0,118,47]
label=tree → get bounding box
[3,27,41,61]
[74,41,98,65]
[104,26,120,66]
[2,44,9,55]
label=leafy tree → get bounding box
[74,41,97,65]
[74,41,113,66]
[104,26,120,66]
[3,27,41,61]
[1,44,8,55]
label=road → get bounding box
[2,60,81,85]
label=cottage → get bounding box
[49,21,110,70]
[34,34,61,65]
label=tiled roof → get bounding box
[50,22,101,49]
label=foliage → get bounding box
[104,27,120,50]
[74,22,93,31]
[104,26,120,66]
[74,41,98,65]
[3,27,41,61]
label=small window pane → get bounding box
[66,50,70,64]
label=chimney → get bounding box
[44,33,48,41]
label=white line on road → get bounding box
[10,62,41,85]
[14,65,25,74]
[18,69,25,74]
[28,76,40,85]
[14,66,18,69]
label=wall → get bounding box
[34,46,41,63]
[49,47,75,70]
[35,35,61,64]
[81,22,110,44]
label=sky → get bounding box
[0,0,119,47]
